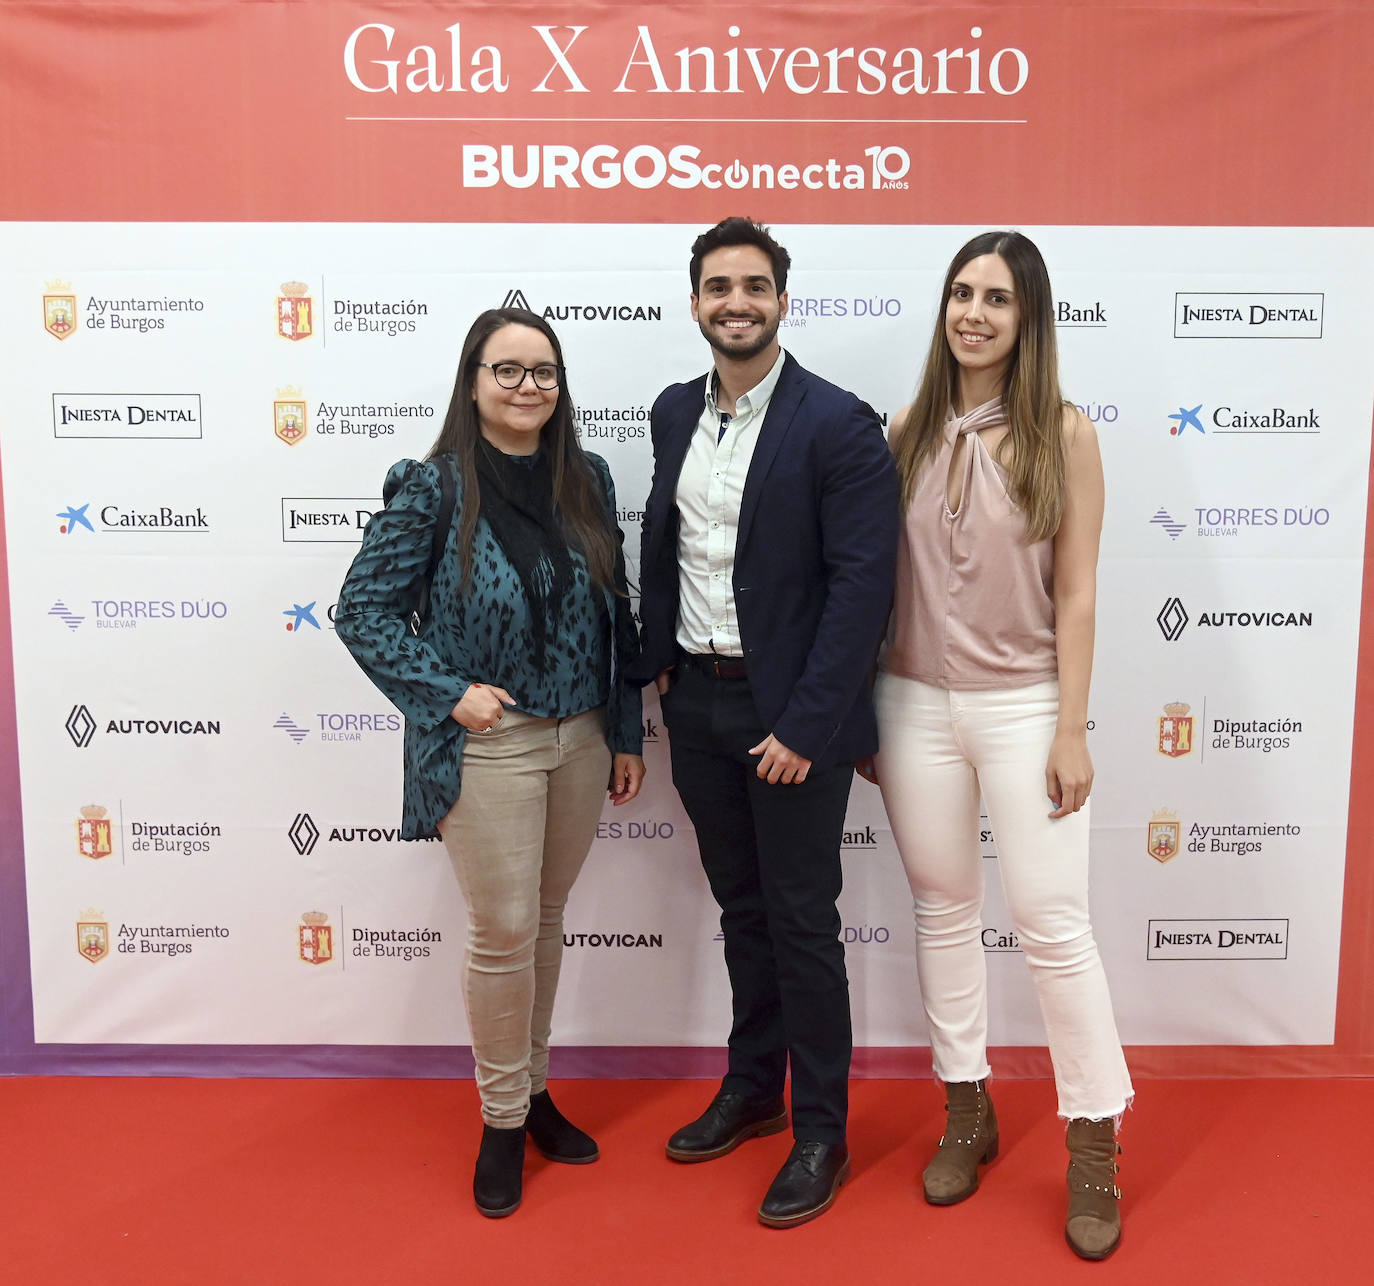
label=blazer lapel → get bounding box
[738,354,805,550]
[646,377,705,547]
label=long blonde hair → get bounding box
[893,231,1070,543]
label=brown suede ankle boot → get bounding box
[1065,1117,1122,1260]
[922,1080,998,1205]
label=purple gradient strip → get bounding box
[0,442,38,1067]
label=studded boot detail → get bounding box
[1065,1117,1122,1260]
[922,1079,999,1205]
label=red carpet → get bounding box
[2,1076,1366,1283]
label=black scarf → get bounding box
[474,439,576,669]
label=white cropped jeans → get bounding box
[874,674,1133,1120]
[437,706,610,1129]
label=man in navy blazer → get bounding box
[630,217,898,1227]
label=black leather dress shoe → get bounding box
[757,1140,851,1228]
[665,1091,788,1162]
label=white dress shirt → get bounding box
[674,350,787,656]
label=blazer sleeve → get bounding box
[589,454,644,755]
[334,458,472,730]
[770,399,899,759]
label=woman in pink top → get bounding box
[864,231,1133,1260]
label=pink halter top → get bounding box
[882,399,1057,690]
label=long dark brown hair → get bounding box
[427,307,618,589]
[893,231,1070,543]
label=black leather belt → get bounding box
[678,651,749,681]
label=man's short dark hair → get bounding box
[689,217,791,295]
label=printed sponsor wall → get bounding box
[2,2,1373,1075]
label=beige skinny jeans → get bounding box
[437,706,610,1128]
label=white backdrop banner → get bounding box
[3,221,1367,1058]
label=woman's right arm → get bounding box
[334,459,474,730]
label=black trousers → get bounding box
[662,665,854,1144]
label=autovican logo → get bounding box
[1174,293,1323,339]
[1156,598,1313,640]
[503,285,662,324]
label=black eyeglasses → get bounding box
[478,362,563,390]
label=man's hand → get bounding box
[748,734,811,784]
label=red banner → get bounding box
[2,1,1371,225]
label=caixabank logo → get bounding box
[1156,597,1312,641]
[1166,401,1320,438]
[281,602,322,633]
[65,704,222,748]
[54,501,211,535]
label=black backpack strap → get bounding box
[410,455,457,634]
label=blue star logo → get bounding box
[1168,405,1205,437]
[282,602,320,633]
[56,503,93,534]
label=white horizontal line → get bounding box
[345,116,1027,125]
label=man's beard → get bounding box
[699,312,781,362]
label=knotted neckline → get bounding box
[944,397,1007,442]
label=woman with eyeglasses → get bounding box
[861,232,1132,1259]
[337,307,644,1218]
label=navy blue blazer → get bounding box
[629,352,899,766]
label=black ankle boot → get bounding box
[473,1124,525,1217]
[526,1088,599,1163]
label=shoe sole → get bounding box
[530,1142,600,1165]
[665,1110,789,1163]
[475,1197,521,1219]
[756,1156,852,1228]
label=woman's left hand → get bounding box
[608,753,646,805]
[1046,731,1093,818]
